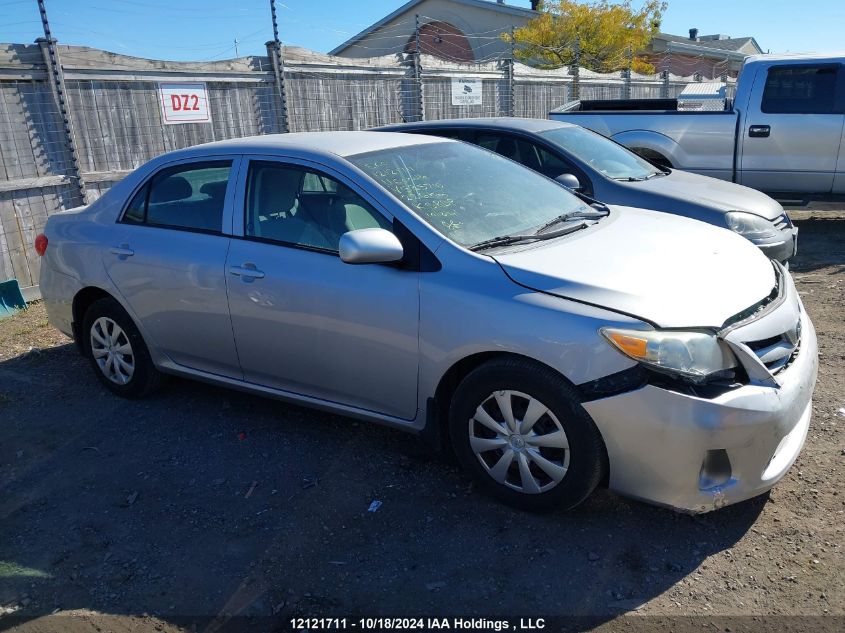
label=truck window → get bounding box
[761,66,838,114]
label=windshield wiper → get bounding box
[468,234,539,251]
[616,171,666,182]
[533,209,607,234]
[469,222,589,252]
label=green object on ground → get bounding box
[0,279,26,318]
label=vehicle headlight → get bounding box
[601,328,736,381]
[725,211,779,241]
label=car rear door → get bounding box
[103,156,242,378]
[224,155,420,420]
[740,63,845,194]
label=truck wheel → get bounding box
[448,357,607,512]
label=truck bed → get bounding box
[549,103,739,181]
[555,98,732,113]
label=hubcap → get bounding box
[469,390,570,494]
[90,317,135,385]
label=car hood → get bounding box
[630,169,784,220]
[493,206,777,328]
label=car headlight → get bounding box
[725,211,780,241]
[601,328,736,381]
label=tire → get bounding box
[448,358,607,512]
[82,297,162,398]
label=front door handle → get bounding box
[110,244,134,257]
[228,264,265,281]
[749,124,771,138]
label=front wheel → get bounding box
[448,358,607,512]
[82,297,162,398]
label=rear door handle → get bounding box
[228,264,265,280]
[110,244,134,257]
[749,124,771,138]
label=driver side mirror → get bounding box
[555,173,583,192]
[339,228,404,264]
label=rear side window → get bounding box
[476,133,543,172]
[121,161,232,233]
[761,66,839,114]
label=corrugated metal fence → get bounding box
[0,41,727,292]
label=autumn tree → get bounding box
[507,0,667,73]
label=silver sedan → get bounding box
[38,132,817,513]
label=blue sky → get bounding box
[1,0,843,60]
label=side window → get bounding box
[122,161,232,232]
[761,66,838,114]
[533,145,571,179]
[475,133,542,171]
[123,184,148,224]
[245,161,391,252]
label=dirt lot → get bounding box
[0,211,843,633]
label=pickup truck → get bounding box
[550,53,845,202]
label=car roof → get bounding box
[377,117,576,134]
[156,131,452,163]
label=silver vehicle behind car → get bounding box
[378,118,797,262]
[38,132,817,514]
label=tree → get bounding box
[507,0,667,73]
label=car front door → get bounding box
[740,63,845,194]
[225,156,420,420]
[103,157,242,378]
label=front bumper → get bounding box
[583,309,818,514]
[755,226,798,263]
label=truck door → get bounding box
[740,63,844,194]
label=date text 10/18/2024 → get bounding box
[289,618,547,631]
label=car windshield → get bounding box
[348,141,591,247]
[540,126,663,181]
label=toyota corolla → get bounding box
[37,132,817,513]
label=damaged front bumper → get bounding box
[583,307,818,514]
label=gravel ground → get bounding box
[0,212,842,633]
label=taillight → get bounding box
[35,233,48,257]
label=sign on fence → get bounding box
[159,82,211,124]
[451,78,483,106]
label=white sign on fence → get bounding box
[451,78,483,106]
[158,82,211,125]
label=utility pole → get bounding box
[268,0,289,132]
[36,0,87,205]
[234,37,240,57]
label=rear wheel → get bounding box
[448,358,606,512]
[82,297,162,398]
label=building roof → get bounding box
[655,32,763,55]
[329,0,536,56]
